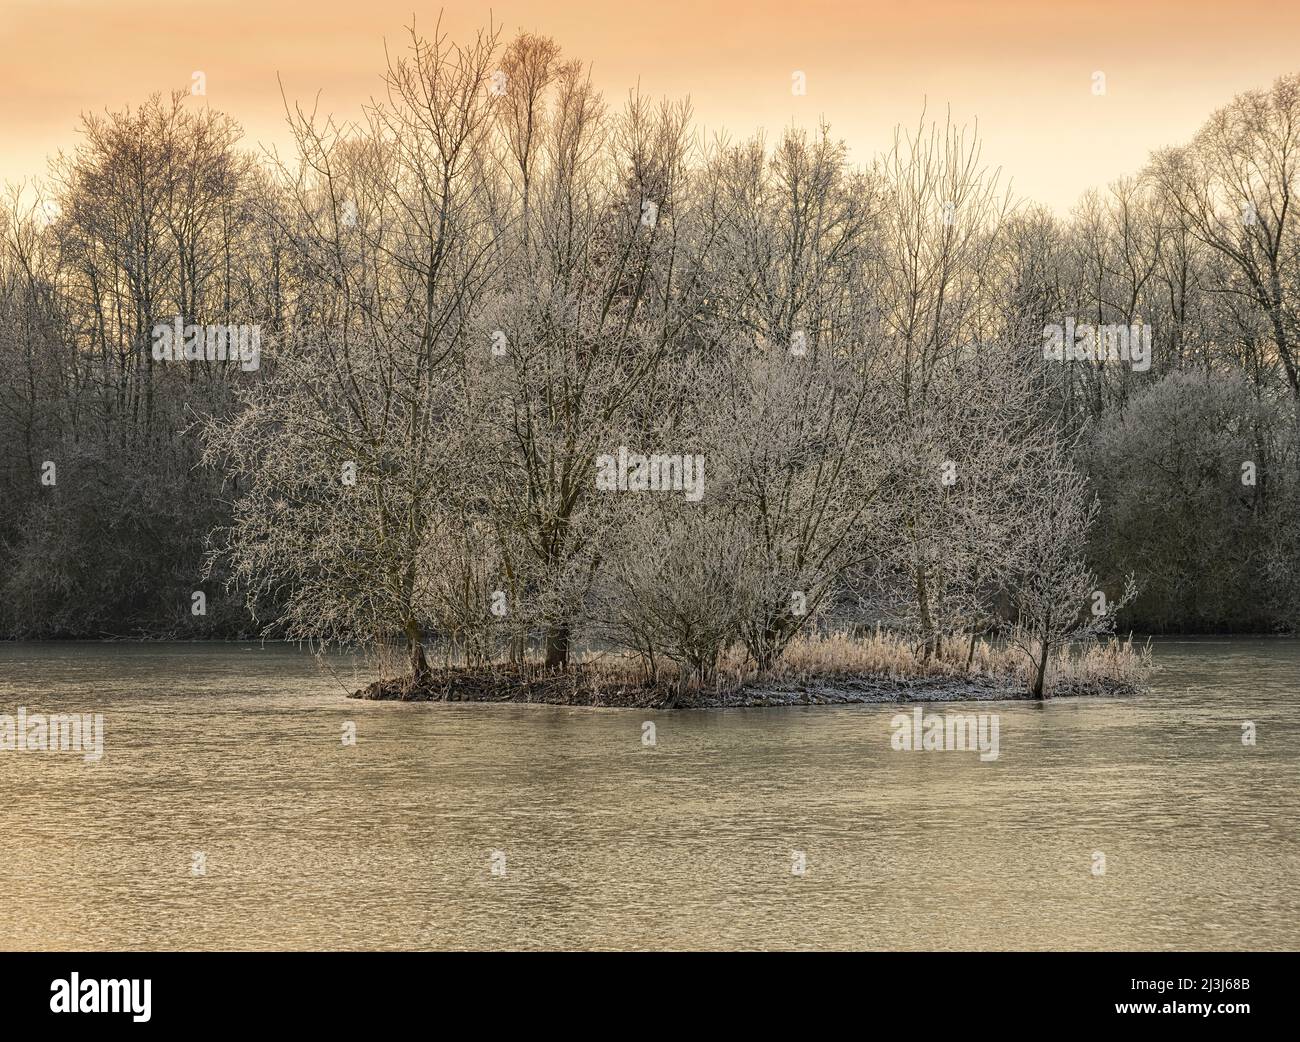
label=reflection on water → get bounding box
[0,639,1297,950]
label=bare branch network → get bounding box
[2,23,1298,699]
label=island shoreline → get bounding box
[348,669,1145,709]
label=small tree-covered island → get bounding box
[213,25,1160,709]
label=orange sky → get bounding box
[4,0,1300,213]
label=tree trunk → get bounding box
[915,562,937,660]
[1032,615,1051,700]
[755,627,780,674]
[544,622,570,670]
[405,618,431,682]
[508,629,526,666]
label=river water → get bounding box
[1,639,1296,950]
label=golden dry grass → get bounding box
[396,627,1153,698]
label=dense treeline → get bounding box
[1,24,1297,666]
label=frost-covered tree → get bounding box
[1005,452,1137,698]
[204,22,502,678]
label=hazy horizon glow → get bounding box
[4,0,1300,212]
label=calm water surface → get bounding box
[1,639,1297,950]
